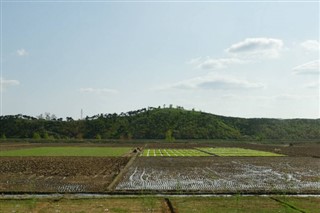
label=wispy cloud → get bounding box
[221,94,313,101]
[0,78,20,92]
[293,60,319,75]
[16,48,29,56]
[164,74,264,91]
[79,88,118,94]
[300,40,319,51]
[191,57,246,70]
[190,37,284,70]
[226,37,284,58]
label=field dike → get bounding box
[107,149,141,191]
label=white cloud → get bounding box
[192,57,246,70]
[303,82,319,89]
[79,88,118,94]
[0,78,20,92]
[16,48,28,56]
[300,40,319,51]
[226,37,284,58]
[197,78,264,90]
[273,94,304,101]
[293,60,319,75]
[168,74,264,91]
[190,37,283,70]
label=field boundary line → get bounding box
[1,193,320,198]
[107,150,140,191]
[270,197,306,213]
[164,197,176,213]
[194,148,217,156]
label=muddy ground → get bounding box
[116,157,320,194]
[0,142,144,151]
[0,157,130,193]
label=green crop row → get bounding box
[198,147,285,156]
[141,149,211,157]
[0,147,132,157]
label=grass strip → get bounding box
[270,197,306,213]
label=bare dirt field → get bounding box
[0,142,144,151]
[0,157,130,193]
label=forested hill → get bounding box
[1,107,319,140]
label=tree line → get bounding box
[1,106,319,140]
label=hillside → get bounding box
[0,107,319,140]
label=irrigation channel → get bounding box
[1,193,320,199]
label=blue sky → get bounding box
[1,1,319,119]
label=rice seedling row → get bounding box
[198,147,285,157]
[141,149,211,157]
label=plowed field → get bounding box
[0,157,130,193]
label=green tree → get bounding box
[1,133,6,140]
[165,129,175,142]
[95,134,102,140]
[32,132,41,139]
[43,132,49,139]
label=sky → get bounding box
[0,1,319,119]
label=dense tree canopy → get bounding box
[1,107,319,140]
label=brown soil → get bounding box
[0,157,130,193]
[0,142,144,151]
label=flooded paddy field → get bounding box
[116,157,320,194]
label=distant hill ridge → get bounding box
[1,107,319,140]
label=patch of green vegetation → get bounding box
[198,147,285,156]
[0,197,163,213]
[110,207,130,213]
[170,196,301,213]
[0,147,132,157]
[0,196,318,213]
[142,196,158,212]
[274,196,320,213]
